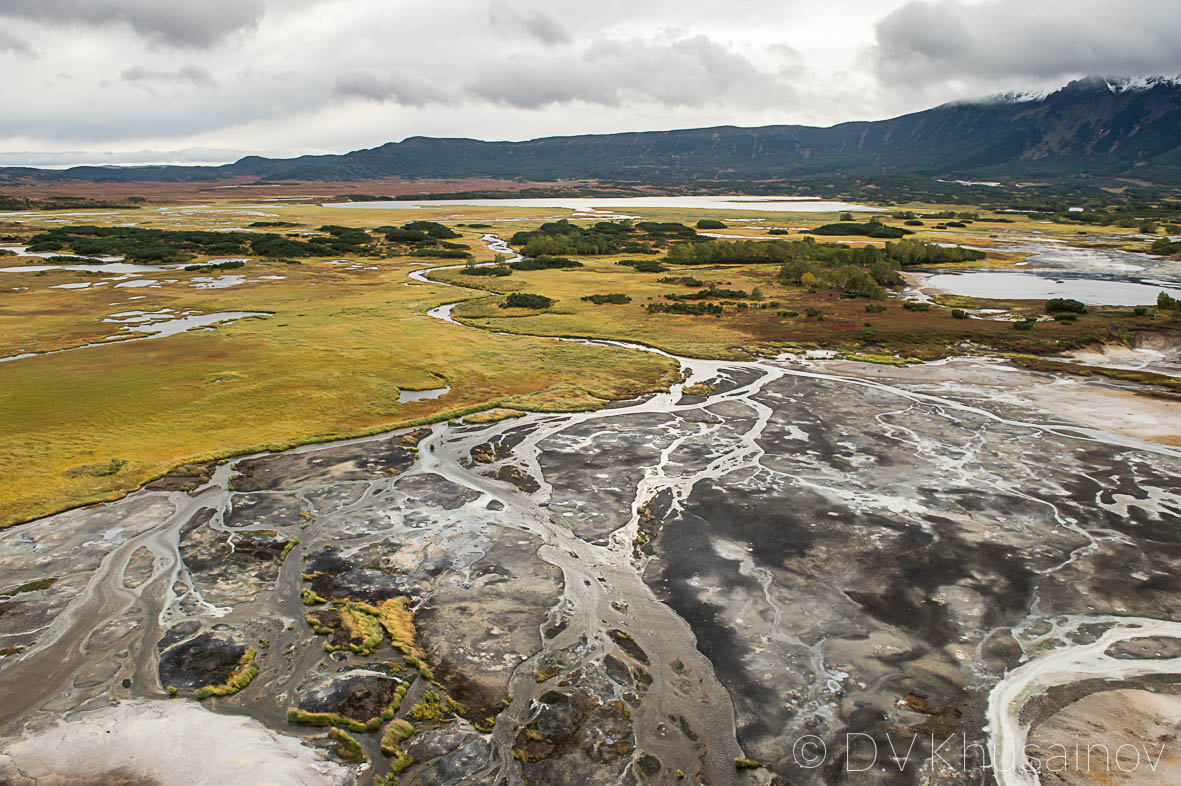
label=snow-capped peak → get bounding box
[1104,75,1181,93]
[957,75,1181,108]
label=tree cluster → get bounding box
[581,293,632,305]
[500,293,554,309]
[510,219,699,258]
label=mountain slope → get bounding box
[7,76,1181,185]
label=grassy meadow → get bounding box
[0,196,1174,526]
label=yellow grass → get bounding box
[0,224,679,526]
[0,197,1164,528]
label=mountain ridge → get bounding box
[5,76,1181,187]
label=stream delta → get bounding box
[0,235,1179,786]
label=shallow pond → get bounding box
[397,385,450,404]
[920,269,1181,306]
[322,195,881,213]
[0,311,269,363]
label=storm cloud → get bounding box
[0,0,266,48]
[334,71,450,108]
[488,1,571,47]
[467,35,782,109]
[872,0,1181,83]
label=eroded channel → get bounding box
[1,237,1179,786]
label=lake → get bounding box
[322,195,880,213]
[919,269,1181,306]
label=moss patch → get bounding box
[194,647,259,699]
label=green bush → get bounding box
[581,293,632,305]
[512,219,695,257]
[1045,298,1087,314]
[403,221,461,239]
[809,223,912,239]
[695,219,727,230]
[647,302,722,316]
[657,276,705,287]
[1149,238,1181,255]
[511,255,583,271]
[501,293,554,309]
[22,225,380,263]
[460,265,512,277]
[951,309,969,319]
[665,285,749,302]
[617,259,668,273]
[384,229,432,243]
[184,260,246,272]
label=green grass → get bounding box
[0,246,678,527]
[278,537,299,565]
[380,719,416,756]
[329,727,366,763]
[1,577,57,598]
[2,197,1175,529]
[194,647,259,699]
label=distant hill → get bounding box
[6,76,1181,187]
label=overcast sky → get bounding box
[1,0,1179,166]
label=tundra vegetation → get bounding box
[0,198,1174,529]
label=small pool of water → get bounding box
[116,311,268,338]
[0,311,269,364]
[398,386,450,404]
[50,282,106,290]
[191,275,247,289]
[0,245,124,263]
[919,270,1181,306]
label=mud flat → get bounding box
[0,340,1177,785]
[0,700,354,785]
[1,232,1179,784]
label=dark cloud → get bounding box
[0,30,34,57]
[121,64,215,87]
[466,35,784,109]
[334,71,447,107]
[872,0,1181,82]
[0,0,266,48]
[488,1,570,46]
[339,33,796,112]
